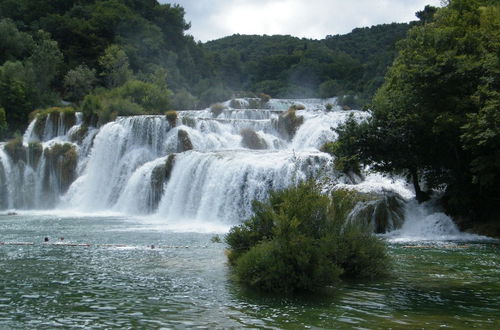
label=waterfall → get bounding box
[0,98,417,229]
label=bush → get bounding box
[225,181,390,293]
[210,103,226,117]
[165,110,177,127]
[0,107,7,138]
[259,93,271,104]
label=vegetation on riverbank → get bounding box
[225,182,390,293]
[326,0,500,231]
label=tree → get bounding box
[334,0,500,222]
[98,44,132,88]
[0,61,32,132]
[0,107,7,138]
[26,30,64,106]
[63,65,97,103]
[0,19,35,63]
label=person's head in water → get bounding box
[44,237,49,242]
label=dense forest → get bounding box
[0,0,413,137]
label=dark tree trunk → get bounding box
[410,168,430,203]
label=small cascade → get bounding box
[382,199,488,241]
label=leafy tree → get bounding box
[98,44,132,88]
[0,107,7,138]
[25,30,64,106]
[333,0,500,223]
[0,61,32,132]
[63,65,97,103]
[0,19,34,63]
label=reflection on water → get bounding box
[1,214,499,328]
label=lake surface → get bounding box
[1,213,499,329]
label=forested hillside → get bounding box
[0,0,415,138]
[204,23,411,104]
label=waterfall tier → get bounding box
[1,98,408,227]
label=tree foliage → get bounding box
[332,0,500,224]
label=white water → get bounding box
[0,98,481,238]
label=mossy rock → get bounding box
[43,143,78,193]
[4,137,26,164]
[259,93,271,104]
[149,154,176,211]
[290,104,305,110]
[27,142,43,168]
[69,125,89,144]
[247,98,263,109]
[240,128,267,150]
[165,110,178,127]
[210,103,226,117]
[350,192,406,233]
[0,161,7,209]
[276,108,304,141]
[33,115,46,138]
[177,129,193,152]
[165,154,175,180]
[32,107,76,138]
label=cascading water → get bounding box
[0,98,479,238]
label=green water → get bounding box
[1,214,499,329]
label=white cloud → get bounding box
[162,0,442,42]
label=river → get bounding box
[1,212,498,328]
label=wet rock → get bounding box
[3,137,26,164]
[350,192,406,233]
[69,125,89,144]
[150,154,176,211]
[43,143,78,193]
[177,129,193,152]
[275,108,304,141]
[240,128,267,150]
[27,142,43,168]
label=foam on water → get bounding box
[383,200,492,242]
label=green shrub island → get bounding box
[225,181,391,294]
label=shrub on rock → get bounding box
[165,110,177,127]
[225,181,391,293]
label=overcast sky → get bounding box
[160,0,442,42]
